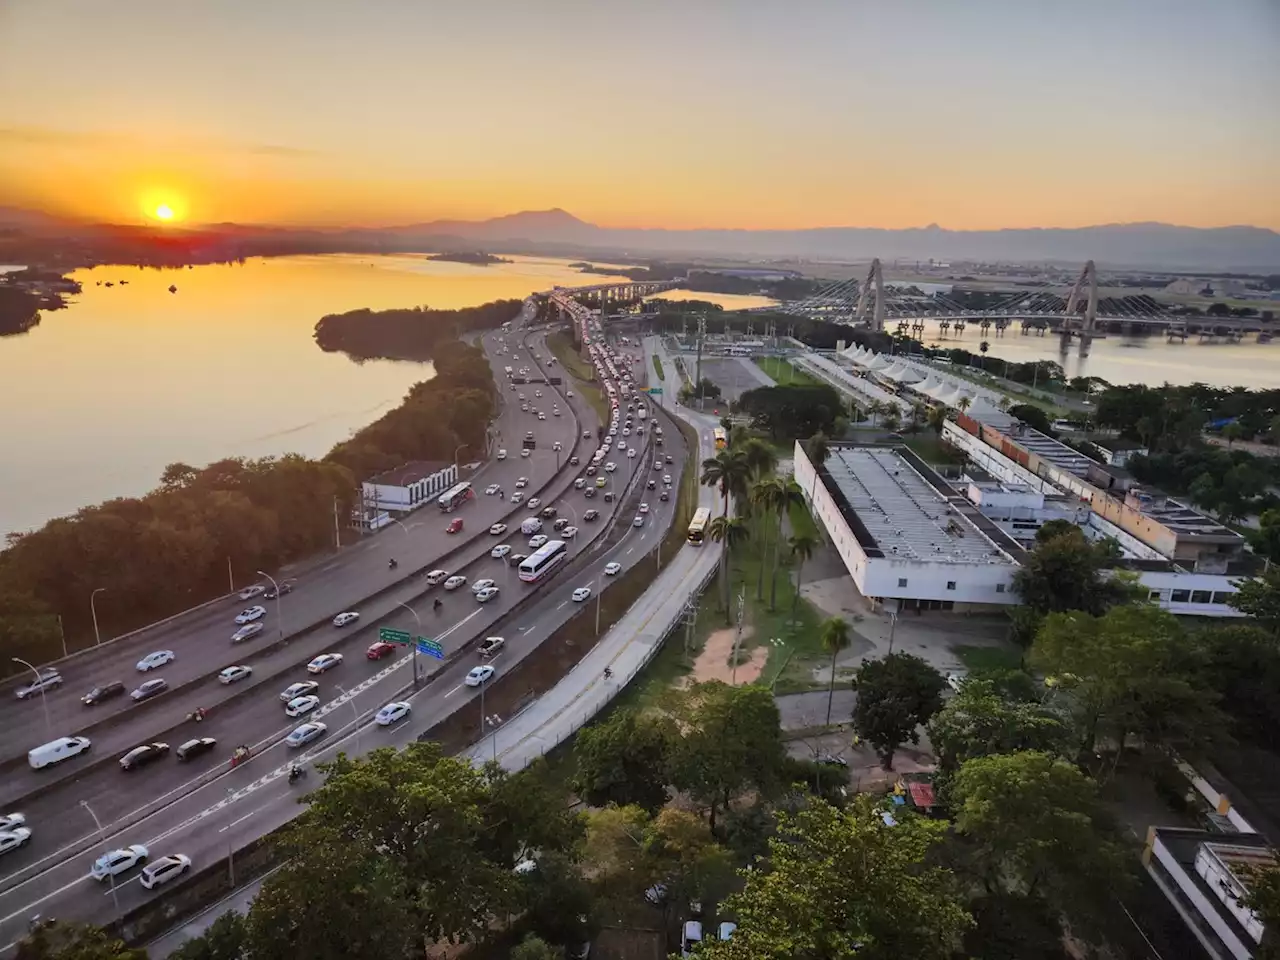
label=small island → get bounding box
[0,267,81,335]
[425,251,513,267]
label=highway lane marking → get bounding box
[444,684,463,698]
[556,601,568,610]
[219,810,256,833]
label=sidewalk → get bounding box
[147,868,279,957]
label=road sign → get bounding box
[647,387,663,395]
[416,637,444,660]
[379,627,411,645]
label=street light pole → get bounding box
[335,684,361,754]
[90,587,106,646]
[397,602,422,687]
[595,574,603,636]
[81,800,118,914]
[257,571,284,641]
[12,657,51,741]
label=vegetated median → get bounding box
[1,301,520,675]
[651,352,665,383]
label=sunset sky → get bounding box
[2,0,1277,231]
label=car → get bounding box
[595,477,607,488]
[16,671,62,700]
[0,813,25,832]
[447,518,464,534]
[627,448,637,458]
[238,585,267,601]
[476,586,500,603]
[540,506,558,519]
[663,475,672,486]
[285,695,321,718]
[0,827,33,857]
[263,581,294,600]
[569,456,580,466]
[464,665,496,687]
[136,650,174,672]
[471,578,497,594]
[586,464,597,476]
[376,701,411,726]
[332,611,360,627]
[91,845,149,881]
[231,622,264,643]
[528,534,549,549]
[496,449,507,460]
[306,653,344,675]
[534,390,542,398]
[604,492,615,503]
[131,679,168,701]
[81,681,125,706]
[647,479,657,489]
[489,522,508,536]
[511,491,525,504]
[140,853,192,890]
[280,681,319,702]
[510,553,528,565]
[560,523,581,539]
[119,743,169,771]
[538,413,546,421]
[366,641,396,660]
[553,517,570,530]
[583,487,596,499]
[583,509,600,521]
[444,575,467,591]
[665,454,674,464]
[574,478,586,490]
[572,587,592,602]
[527,498,541,510]
[176,738,217,761]
[219,665,253,684]
[485,483,501,495]
[605,562,622,576]
[491,544,512,559]
[567,391,574,398]
[285,722,327,748]
[622,427,631,436]
[520,448,531,458]
[583,430,592,439]
[639,503,650,514]
[515,476,529,489]
[520,404,529,412]
[654,460,663,470]
[659,490,670,502]
[553,439,563,450]
[425,570,449,585]
[477,636,505,658]
[235,605,266,625]
[632,516,645,528]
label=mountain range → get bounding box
[3,206,1278,272]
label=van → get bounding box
[681,921,703,956]
[520,517,543,535]
[29,736,91,770]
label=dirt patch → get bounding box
[683,625,768,686]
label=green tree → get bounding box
[1249,508,1280,565]
[1229,566,1280,637]
[572,709,676,811]
[927,678,1074,773]
[701,449,750,517]
[510,934,558,960]
[709,514,750,623]
[696,797,971,960]
[819,616,854,727]
[1012,525,1128,616]
[1008,403,1053,433]
[788,530,819,624]
[1200,623,1280,745]
[880,406,901,432]
[1223,421,1246,447]
[517,851,597,953]
[851,653,946,769]
[1243,861,1280,960]
[166,913,248,960]
[668,682,785,831]
[803,430,831,500]
[927,404,948,435]
[479,759,584,869]
[963,890,1071,960]
[14,923,144,960]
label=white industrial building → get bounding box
[355,460,458,531]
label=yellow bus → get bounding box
[687,507,712,545]
[713,426,727,450]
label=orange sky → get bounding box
[2,0,1277,231]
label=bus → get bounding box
[437,482,473,512]
[713,426,728,450]
[518,540,567,583]
[504,365,513,377]
[687,507,712,545]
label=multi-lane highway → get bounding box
[0,312,688,949]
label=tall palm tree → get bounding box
[767,479,805,611]
[788,531,819,624]
[701,450,749,517]
[927,405,948,435]
[709,514,750,623]
[881,407,901,433]
[957,395,973,414]
[909,401,928,434]
[805,431,831,481]
[819,616,853,727]
[866,399,883,428]
[750,477,779,601]
[739,437,778,478]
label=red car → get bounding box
[447,518,463,534]
[367,642,396,661]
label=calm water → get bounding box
[0,254,629,536]
[648,290,780,310]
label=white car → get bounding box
[663,475,672,486]
[238,585,267,601]
[0,827,32,857]
[285,695,320,718]
[16,672,62,700]
[511,492,525,505]
[528,534,549,549]
[91,844,149,881]
[527,498,541,510]
[605,462,617,473]
[231,623,263,643]
[0,813,25,832]
[285,722,327,748]
[234,606,266,625]
[476,587,500,603]
[307,653,344,675]
[574,478,586,490]
[219,665,253,685]
[140,854,191,890]
[279,681,319,703]
[515,477,529,489]
[604,562,622,576]
[538,413,546,421]
[639,503,650,514]
[332,611,360,627]
[496,449,507,460]
[489,523,508,536]
[562,525,579,539]
[471,578,497,594]
[376,701,411,726]
[464,665,496,687]
[478,636,505,658]
[572,587,592,602]
[426,569,449,585]
[633,516,645,528]
[136,651,174,672]
[491,544,512,559]
[627,448,637,459]
[553,440,563,450]
[444,575,467,591]
[485,483,501,495]
[521,449,531,458]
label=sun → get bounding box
[154,204,175,221]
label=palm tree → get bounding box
[768,479,805,611]
[739,437,778,478]
[881,407,901,432]
[957,395,973,414]
[788,531,819,624]
[927,405,948,435]
[909,402,928,434]
[804,431,831,503]
[819,616,853,726]
[701,450,749,517]
[866,399,884,428]
[750,477,779,601]
[709,514,750,623]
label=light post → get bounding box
[595,574,604,636]
[397,602,422,687]
[81,800,118,914]
[257,571,284,641]
[453,443,468,475]
[90,587,106,646]
[12,657,51,741]
[335,684,361,754]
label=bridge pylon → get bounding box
[855,258,885,332]
[1065,260,1099,334]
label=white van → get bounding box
[681,921,703,956]
[29,736,91,770]
[520,517,543,535]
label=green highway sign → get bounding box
[647,387,663,395]
[417,636,444,660]
[379,627,412,645]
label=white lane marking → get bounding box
[219,810,255,833]
[556,601,568,610]
[444,684,463,698]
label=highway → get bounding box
[0,318,688,949]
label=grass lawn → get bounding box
[953,643,1023,674]
[901,431,967,466]
[754,355,822,387]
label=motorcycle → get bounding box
[433,598,443,613]
[186,707,207,724]
[230,745,251,769]
[388,558,398,570]
[288,764,307,784]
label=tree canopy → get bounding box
[1012,525,1130,619]
[852,652,946,769]
[572,708,676,811]
[928,678,1074,772]
[735,383,844,441]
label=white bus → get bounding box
[518,540,568,583]
[437,481,473,512]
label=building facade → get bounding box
[355,460,458,531]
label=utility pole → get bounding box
[681,598,699,657]
[730,589,746,686]
[333,495,342,549]
[695,315,707,411]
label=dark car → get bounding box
[120,742,170,771]
[553,518,570,531]
[604,492,615,503]
[659,490,670,502]
[510,554,528,565]
[176,737,217,761]
[264,581,294,600]
[583,488,596,499]
[82,681,126,706]
[540,506,557,519]
[569,456,580,466]
[130,679,168,702]
[647,479,657,489]
[583,509,600,521]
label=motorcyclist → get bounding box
[433,598,443,612]
[288,763,304,783]
[388,558,398,570]
[603,666,613,680]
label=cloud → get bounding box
[0,125,319,158]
